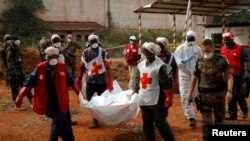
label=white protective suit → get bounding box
[174,32,203,120]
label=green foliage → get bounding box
[212,10,250,25]
[1,0,46,45]
[96,29,183,49]
[9,0,46,12]
[226,10,249,24]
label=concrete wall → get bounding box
[0,0,204,39]
[37,0,203,31]
[37,0,107,26]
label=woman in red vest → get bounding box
[15,46,80,141]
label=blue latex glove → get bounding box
[181,55,193,63]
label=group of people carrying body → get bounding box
[0,30,249,141]
[124,31,249,141]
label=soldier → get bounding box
[188,39,233,141]
[39,32,51,61]
[5,35,33,108]
[132,42,175,141]
[221,32,249,120]
[1,34,12,86]
[77,34,113,129]
[63,34,81,78]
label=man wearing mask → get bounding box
[220,32,249,120]
[188,39,233,141]
[124,35,141,89]
[5,35,33,109]
[51,34,65,63]
[15,46,81,141]
[174,30,203,127]
[156,37,177,83]
[77,34,113,128]
[132,42,175,141]
[63,34,81,78]
[1,34,12,86]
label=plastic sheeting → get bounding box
[79,80,140,125]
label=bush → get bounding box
[96,29,183,49]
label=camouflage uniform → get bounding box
[194,53,232,141]
[5,44,32,101]
[63,41,81,78]
[0,43,9,86]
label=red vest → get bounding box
[221,44,243,76]
[125,44,140,66]
[33,61,69,115]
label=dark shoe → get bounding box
[225,116,237,120]
[189,118,196,127]
[89,119,99,129]
[71,121,77,126]
[243,112,248,119]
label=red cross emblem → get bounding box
[91,61,103,75]
[140,73,152,89]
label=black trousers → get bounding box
[228,76,249,118]
[140,93,175,141]
[9,74,32,101]
[49,110,74,141]
[86,83,107,101]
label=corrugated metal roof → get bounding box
[46,21,106,31]
[133,0,250,16]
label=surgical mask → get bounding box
[14,40,21,46]
[49,58,58,66]
[67,39,71,42]
[188,41,195,46]
[91,43,98,49]
[129,41,134,45]
[204,52,213,59]
[53,42,61,48]
[225,40,235,49]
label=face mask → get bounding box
[225,40,235,48]
[53,42,61,48]
[129,41,134,45]
[67,39,71,42]
[204,52,213,59]
[14,40,21,46]
[91,43,98,49]
[188,41,195,46]
[49,58,58,66]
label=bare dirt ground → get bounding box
[0,48,249,141]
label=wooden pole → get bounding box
[173,14,176,48]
